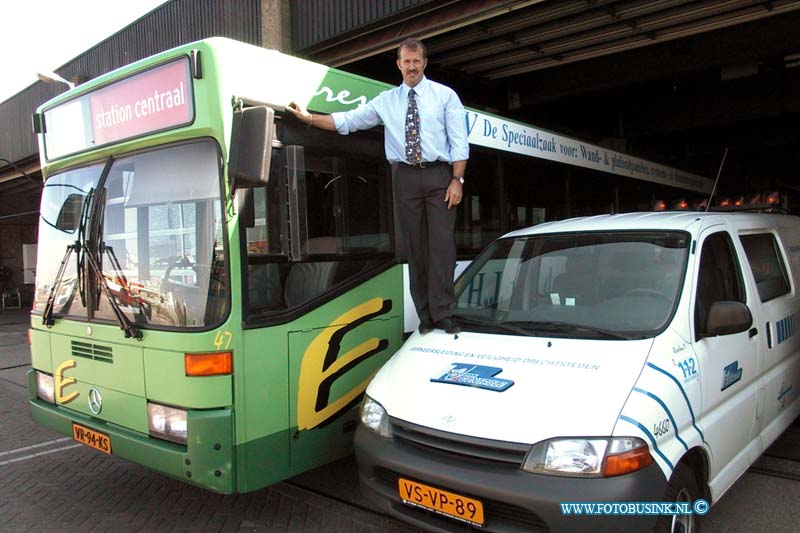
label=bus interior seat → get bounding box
[248,263,283,309]
[306,236,339,255]
[284,261,338,308]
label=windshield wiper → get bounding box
[75,186,94,308]
[83,247,142,340]
[506,320,632,340]
[42,242,79,327]
[43,185,94,326]
[80,158,142,340]
[453,314,539,337]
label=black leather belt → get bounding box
[399,161,449,169]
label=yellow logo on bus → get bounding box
[55,359,79,404]
[297,297,392,430]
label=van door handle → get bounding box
[749,327,758,338]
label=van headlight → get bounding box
[147,402,188,444]
[359,395,391,438]
[521,437,653,477]
[35,371,55,404]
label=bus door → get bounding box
[239,120,403,485]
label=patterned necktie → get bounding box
[405,89,421,164]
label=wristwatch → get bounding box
[453,176,464,184]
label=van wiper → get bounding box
[42,241,79,327]
[454,314,539,337]
[83,245,142,340]
[508,320,632,340]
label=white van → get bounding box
[354,212,800,532]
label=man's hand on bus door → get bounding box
[286,102,337,131]
[286,101,310,123]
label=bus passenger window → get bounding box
[244,126,394,322]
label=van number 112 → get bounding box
[677,357,697,381]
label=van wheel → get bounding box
[655,463,702,533]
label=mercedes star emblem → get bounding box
[88,387,103,415]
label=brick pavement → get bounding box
[0,312,417,533]
[6,310,800,532]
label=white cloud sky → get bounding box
[1,0,168,103]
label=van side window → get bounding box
[740,234,791,302]
[695,232,745,337]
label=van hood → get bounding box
[367,331,654,444]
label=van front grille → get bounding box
[71,341,113,363]
[390,417,529,466]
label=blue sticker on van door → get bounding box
[721,361,743,391]
[776,312,800,345]
[431,363,514,392]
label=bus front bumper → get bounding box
[27,370,235,493]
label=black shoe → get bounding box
[435,318,461,335]
[418,319,434,335]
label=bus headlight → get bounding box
[521,437,652,477]
[35,371,55,404]
[360,395,391,438]
[147,402,188,444]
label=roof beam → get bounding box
[309,0,545,66]
[510,10,800,107]
[480,0,800,78]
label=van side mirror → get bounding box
[229,105,275,188]
[703,301,752,337]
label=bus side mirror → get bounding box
[703,301,752,337]
[229,105,275,188]
[52,193,87,233]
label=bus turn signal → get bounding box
[185,351,232,376]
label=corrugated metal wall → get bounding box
[0,0,261,165]
[0,84,62,167]
[291,0,437,51]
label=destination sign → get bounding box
[43,57,194,160]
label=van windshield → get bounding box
[454,231,690,339]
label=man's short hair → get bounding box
[397,38,427,59]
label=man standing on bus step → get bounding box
[287,38,469,335]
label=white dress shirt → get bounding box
[331,76,469,164]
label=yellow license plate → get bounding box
[72,423,111,454]
[398,477,484,526]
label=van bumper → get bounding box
[354,424,669,533]
[28,370,235,493]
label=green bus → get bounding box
[28,37,711,494]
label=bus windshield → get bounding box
[453,231,690,339]
[34,140,228,329]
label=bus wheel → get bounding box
[655,462,702,533]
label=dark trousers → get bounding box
[393,163,456,323]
